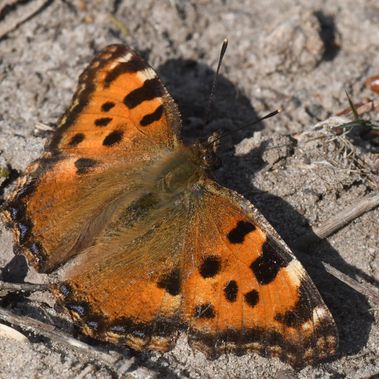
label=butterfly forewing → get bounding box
[2,45,181,273]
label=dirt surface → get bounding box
[0,1,378,378]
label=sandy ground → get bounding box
[0,1,378,378]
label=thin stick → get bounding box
[0,0,51,40]
[0,307,121,366]
[294,192,379,249]
[0,281,48,294]
[314,192,379,239]
[323,263,379,304]
[337,98,379,117]
[293,193,379,305]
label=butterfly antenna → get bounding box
[204,38,229,125]
[205,109,282,148]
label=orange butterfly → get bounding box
[1,45,337,367]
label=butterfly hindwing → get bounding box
[53,190,193,352]
[181,181,337,366]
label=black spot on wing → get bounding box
[102,130,123,146]
[244,289,259,307]
[274,281,314,327]
[101,101,115,112]
[157,268,181,296]
[68,133,85,146]
[199,255,221,278]
[250,240,289,285]
[104,56,148,87]
[224,280,238,302]
[124,78,164,109]
[140,104,164,126]
[194,304,216,319]
[75,158,98,174]
[227,221,256,244]
[95,117,112,127]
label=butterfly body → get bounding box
[2,44,338,367]
[153,144,208,195]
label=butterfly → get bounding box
[1,44,338,367]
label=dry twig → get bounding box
[313,193,379,239]
[322,263,379,304]
[0,281,47,295]
[0,0,51,40]
[295,192,379,248]
[0,307,123,367]
[294,192,379,305]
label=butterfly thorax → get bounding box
[154,144,209,196]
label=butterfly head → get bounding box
[191,141,221,172]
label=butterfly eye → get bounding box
[202,150,221,170]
